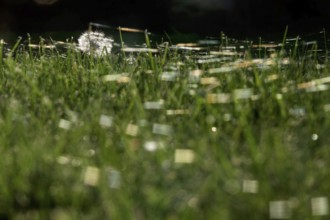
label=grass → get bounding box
[0,29,330,220]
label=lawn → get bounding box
[0,27,330,219]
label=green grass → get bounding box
[0,31,330,220]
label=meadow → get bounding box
[0,27,330,219]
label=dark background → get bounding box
[1,0,330,39]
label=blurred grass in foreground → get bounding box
[0,29,330,220]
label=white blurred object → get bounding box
[144,141,158,152]
[78,31,113,56]
[174,149,195,164]
[242,180,258,193]
[108,168,121,189]
[152,123,172,136]
[84,166,100,186]
[99,115,113,127]
[312,197,329,216]
[58,119,71,130]
[269,201,291,219]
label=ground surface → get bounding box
[0,31,330,219]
